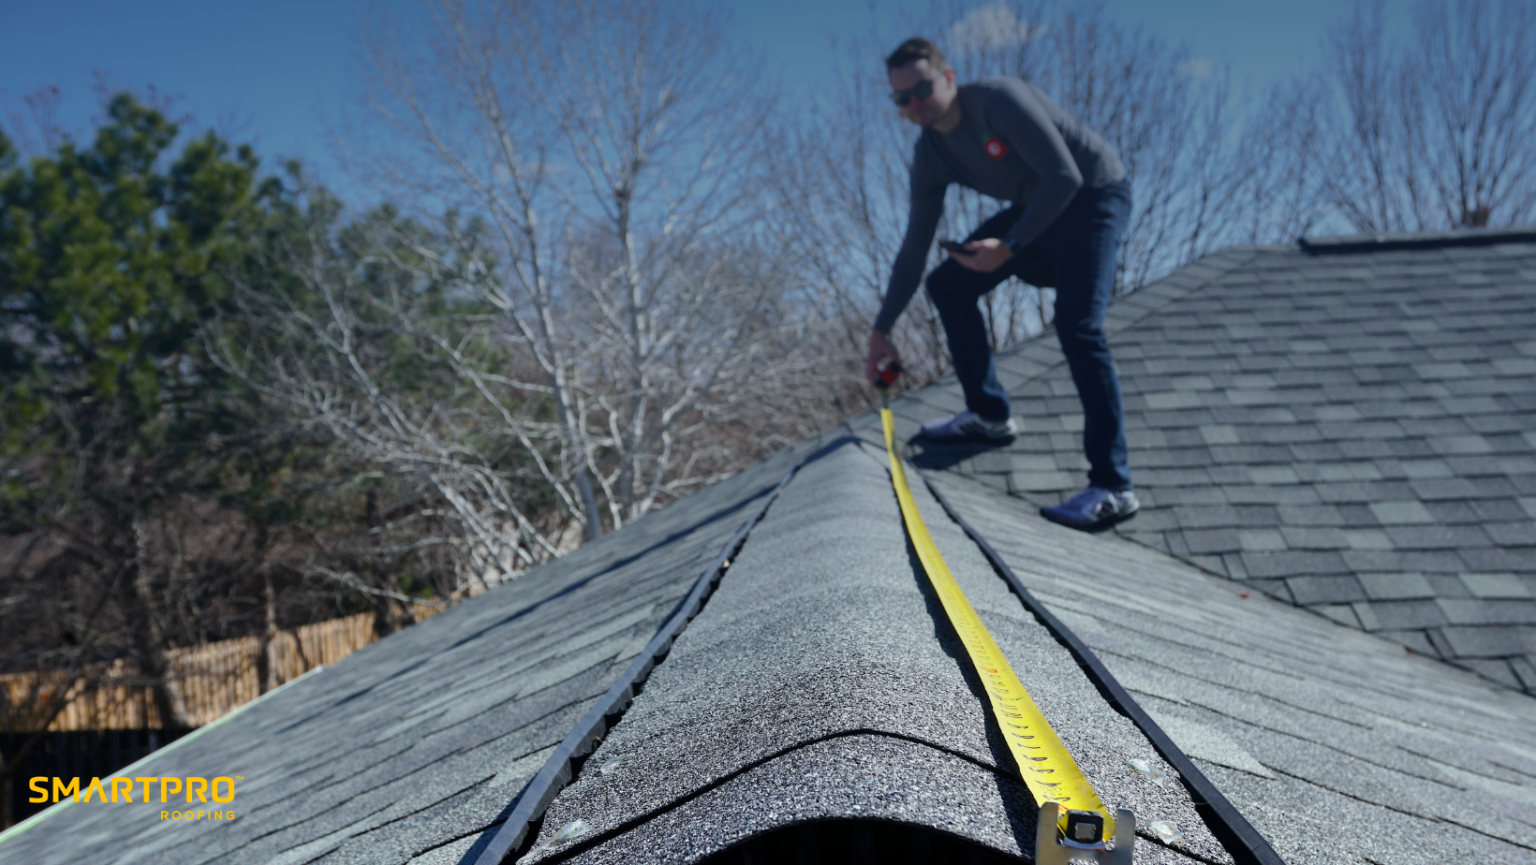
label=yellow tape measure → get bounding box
[879,405,1113,838]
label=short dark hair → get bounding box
[885,37,948,73]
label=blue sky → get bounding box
[0,0,1415,205]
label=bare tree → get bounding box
[1223,76,1334,244]
[527,0,818,523]
[1283,0,1536,234]
[992,1,1223,288]
[208,190,553,592]
[262,0,827,553]
[1412,0,1536,228]
[1306,1,1434,232]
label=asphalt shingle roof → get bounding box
[918,469,1536,864]
[4,227,1535,865]
[926,227,1536,692]
[519,441,1223,864]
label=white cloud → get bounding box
[1180,57,1215,80]
[949,4,1041,53]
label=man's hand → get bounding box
[865,330,902,387]
[949,237,1013,273]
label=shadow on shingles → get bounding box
[905,437,1015,471]
[904,536,1038,858]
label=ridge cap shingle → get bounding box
[1299,224,1536,254]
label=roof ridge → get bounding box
[1298,224,1536,254]
[471,442,818,865]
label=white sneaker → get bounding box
[1040,487,1139,532]
[917,409,1018,442]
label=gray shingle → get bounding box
[1370,600,1452,630]
[1377,458,1454,479]
[1458,547,1536,571]
[1277,526,1350,549]
[1316,604,1363,628]
[1368,500,1435,524]
[1382,524,1494,550]
[1438,625,1536,658]
[1345,549,1468,573]
[1241,550,1351,578]
[1276,504,1347,526]
[1470,498,1535,522]
[1421,500,1484,524]
[1237,529,1288,551]
[1224,484,1321,505]
[1511,657,1536,691]
[1407,478,1481,500]
[1341,529,1395,550]
[1356,572,1438,600]
[1293,461,1385,482]
[1183,528,1242,555]
[1485,522,1536,545]
[1375,628,1438,656]
[1436,599,1536,626]
[1285,575,1368,605]
[1460,572,1534,599]
[1425,575,1476,599]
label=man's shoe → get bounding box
[1040,487,1139,532]
[917,409,1018,442]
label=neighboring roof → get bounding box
[4,227,1535,865]
[921,227,1536,691]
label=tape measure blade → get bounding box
[879,408,1113,837]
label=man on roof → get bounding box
[865,37,1138,532]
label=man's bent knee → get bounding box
[1056,326,1110,359]
[924,265,959,305]
[924,261,990,310]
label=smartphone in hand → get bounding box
[939,239,971,254]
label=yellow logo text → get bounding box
[28,776,243,805]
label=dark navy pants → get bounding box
[924,181,1134,491]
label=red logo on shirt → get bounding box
[983,136,1008,159]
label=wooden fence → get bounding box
[0,608,441,731]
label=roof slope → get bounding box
[919,468,1536,864]
[923,227,1536,691]
[0,437,808,865]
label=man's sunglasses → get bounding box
[890,74,941,107]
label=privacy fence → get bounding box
[1,607,450,828]
[0,610,437,732]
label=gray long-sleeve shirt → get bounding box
[872,77,1126,334]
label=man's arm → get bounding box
[872,170,946,335]
[866,161,944,384]
[989,79,1083,253]
[866,136,953,385]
